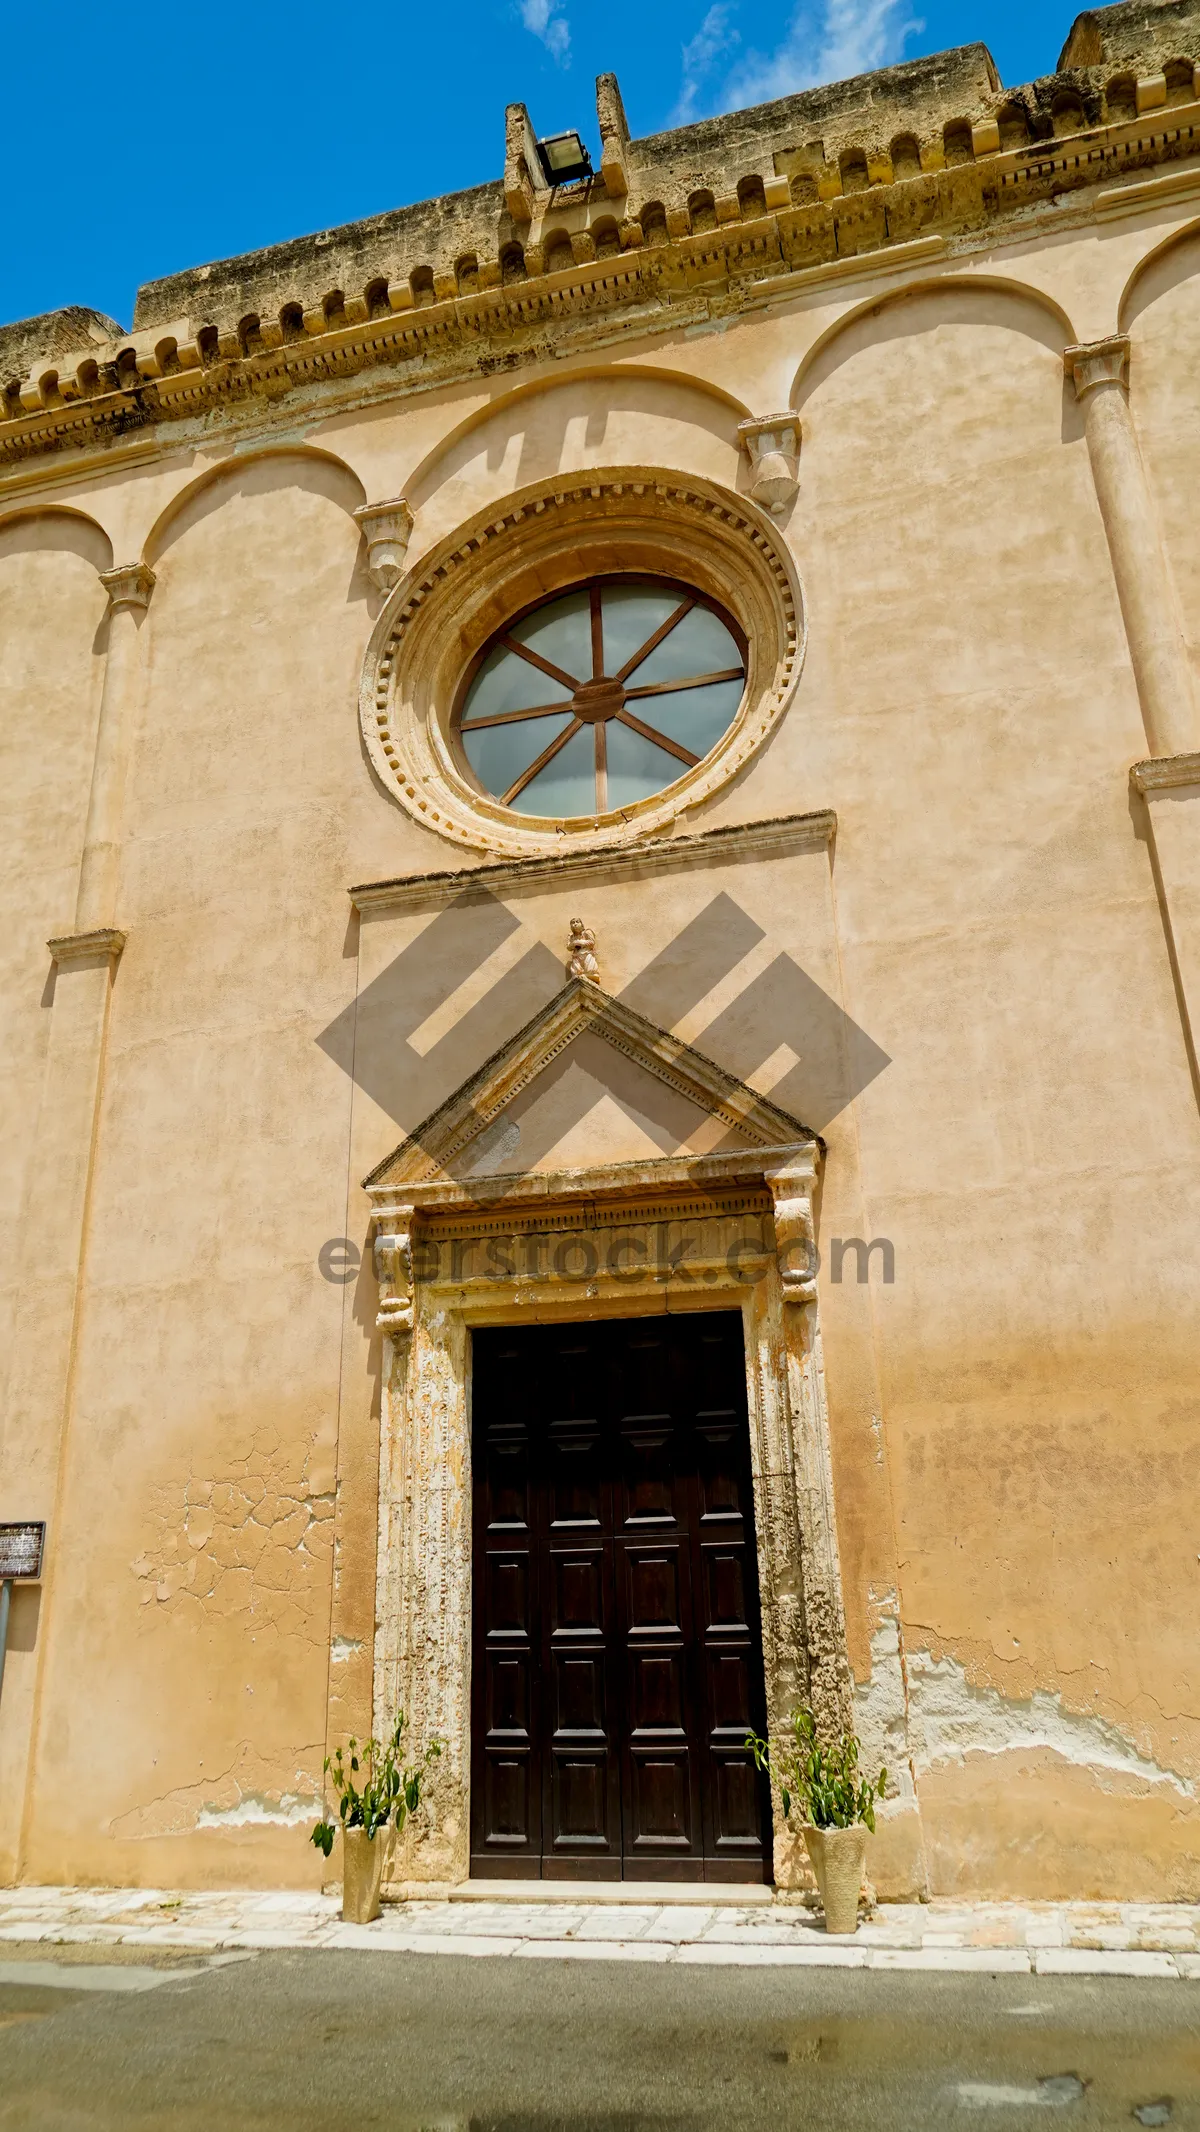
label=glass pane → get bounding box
[605,721,685,808]
[600,583,686,678]
[461,714,574,795]
[515,724,597,817]
[463,641,573,721]
[630,677,745,759]
[625,603,742,687]
[508,588,592,681]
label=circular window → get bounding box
[453,576,747,818]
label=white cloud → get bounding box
[675,0,923,120]
[674,5,741,124]
[521,0,570,63]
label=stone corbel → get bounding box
[765,1154,820,1302]
[353,500,414,593]
[373,1214,415,1334]
[738,414,801,516]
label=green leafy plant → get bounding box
[311,1713,441,1857]
[746,1705,887,1831]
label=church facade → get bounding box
[1,0,1199,1901]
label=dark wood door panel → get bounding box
[470,1312,770,1882]
[485,1648,531,1734]
[700,1539,752,1632]
[480,1750,535,1852]
[485,1549,533,1634]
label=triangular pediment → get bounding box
[365,979,816,1193]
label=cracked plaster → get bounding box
[852,1594,1196,1804]
[129,1430,335,1643]
[906,1648,1197,1800]
[110,1742,325,1842]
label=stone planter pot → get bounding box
[802,1822,868,1936]
[342,1826,384,1924]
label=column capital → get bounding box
[353,498,414,591]
[47,927,126,966]
[98,562,155,612]
[1064,336,1131,399]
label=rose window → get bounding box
[453,575,747,818]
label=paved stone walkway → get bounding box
[1,1885,1199,1975]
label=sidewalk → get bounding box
[2,1885,1199,1975]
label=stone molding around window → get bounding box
[358,467,806,859]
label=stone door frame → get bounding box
[367,1143,852,1890]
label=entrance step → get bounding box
[449,1880,774,1905]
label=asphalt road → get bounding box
[0,1942,1195,2131]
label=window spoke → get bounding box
[461,699,576,729]
[615,708,701,767]
[499,633,581,692]
[502,717,584,804]
[614,597,695,684]
[624,666,744,700]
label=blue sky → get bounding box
[5,0,1067,331]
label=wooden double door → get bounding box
[470,1311,771,1881]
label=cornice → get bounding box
[350,808,836,915]
[7,93,1200,479]
[367,1142,816,1218]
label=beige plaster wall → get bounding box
[0,523,110,1879]
[771,283,1200,1893]
[2,221,1199,1896]
[14,462,430,1885]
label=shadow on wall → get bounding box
[0,507,113,578]
[318,889,890,1151]
[5,1582,40,1655]
[143,448,368,583]
[792,280,1084,447]
[1119,217,1200,334]
[403,370,749,525]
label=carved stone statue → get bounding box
[567,917,600,983]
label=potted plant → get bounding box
[311,1713,441,1924]
[747,1706,886,1935]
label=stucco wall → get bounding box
[2,185,1199,1897]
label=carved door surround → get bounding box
[365,978,853,1890]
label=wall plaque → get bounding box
[0,1523,45,1579]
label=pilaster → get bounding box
[1065,339,1197,761]
[75,563,154,932]
[1066,344,1200,1109]
[1131,754,1200,1091]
